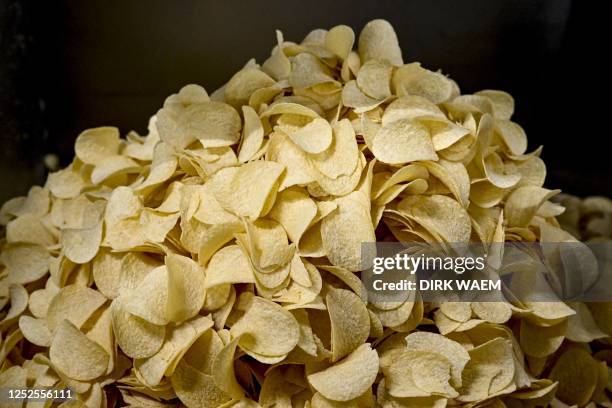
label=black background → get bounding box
[1,0,608,203]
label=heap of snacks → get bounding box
[1,19,611,407]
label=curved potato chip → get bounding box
[50,319,109,381]
[550,347,599,406]
[62,223,103,264]
[327,288,370,361]
[205,245,255,288]
[1,242,49,284]
[393,63,453,104]
[211,161,284,220]
[475,89,514,120]
[74,127,120,166]
[211,336,244,399]
[325,25,354,60]
[268,188,317,244]
[342,80,383,113]
[289,53,337,89]
[238,106,265,162]
[398,195,472,242]
[283,116,333,154]
[372,119,438,165]
[519,319,566,358]
[310,119,359,179]
[47,285,107,332]
[321,192,375,271]
[225,67,276,108]
[358,19,402,65]
[111,296,164,359]
[134,315,213,387]
[308,343,379,401]
[230,296,299,358]
[92,248,123,299]
[124,266,168,325]
[505,186,560,227]
[180,101,241,148]
[172,360,231,408]
[358,61,394,101]
[19,315,52,347]
[458,338,514,402]
[166,253,206,323]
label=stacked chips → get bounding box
[1,19,611,408]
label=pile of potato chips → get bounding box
[1,19,611,407]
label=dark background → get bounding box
[0,0,608,203]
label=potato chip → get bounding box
[372,119,438,165]
[205,245,255,287]
[47,285,107,332]
[111,295,165,359]
[225,67,276,108]
[1,242,49,284]
[550,347,599,406]
[211,336,244,399]
[238,105,265,162]
[166,253,206,323]
[393,63,453,104]
[230,296,299,358]
[50,319,109,381]
[357,59,393,100]
[74,127,120,166]
[358,19,402,65]
[326,287,370,361]
[458,338,515,401]
[180,101,241,148]
[134,315,213,386]
[321,192,375,271]
[325,25,354,60]
[405,331,469,388]
[308,343,379,401]
[171,359,231,408]
[211,161,284,220]
[398,195,472,242]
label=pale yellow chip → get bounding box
[225,67,276,108]
[279,116,333,154]
[372,119,438,165]
[268,187,317,244]
[166,253,206,323]
[50,319,109,381]
[179,101,241,148]
[398,195,472,242]
[230,296,299,359]
[171,360,231,408]
[358,19,403,65]
[307,343,379,401]
[325,25,355,60]
[321,191,375,272]
[74,127,120,166]
[134,315,213,387]
[47,284,107,332]
[309,119,359,179]
[1,242,50,284]
[238,105,265,162]
[405,331,470,388]
[392,63,453,104]
[111,295,165,359]
[19,315,52,347]
[210,161,284,220]
[204,245,255,288]
[327,287,370,362]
